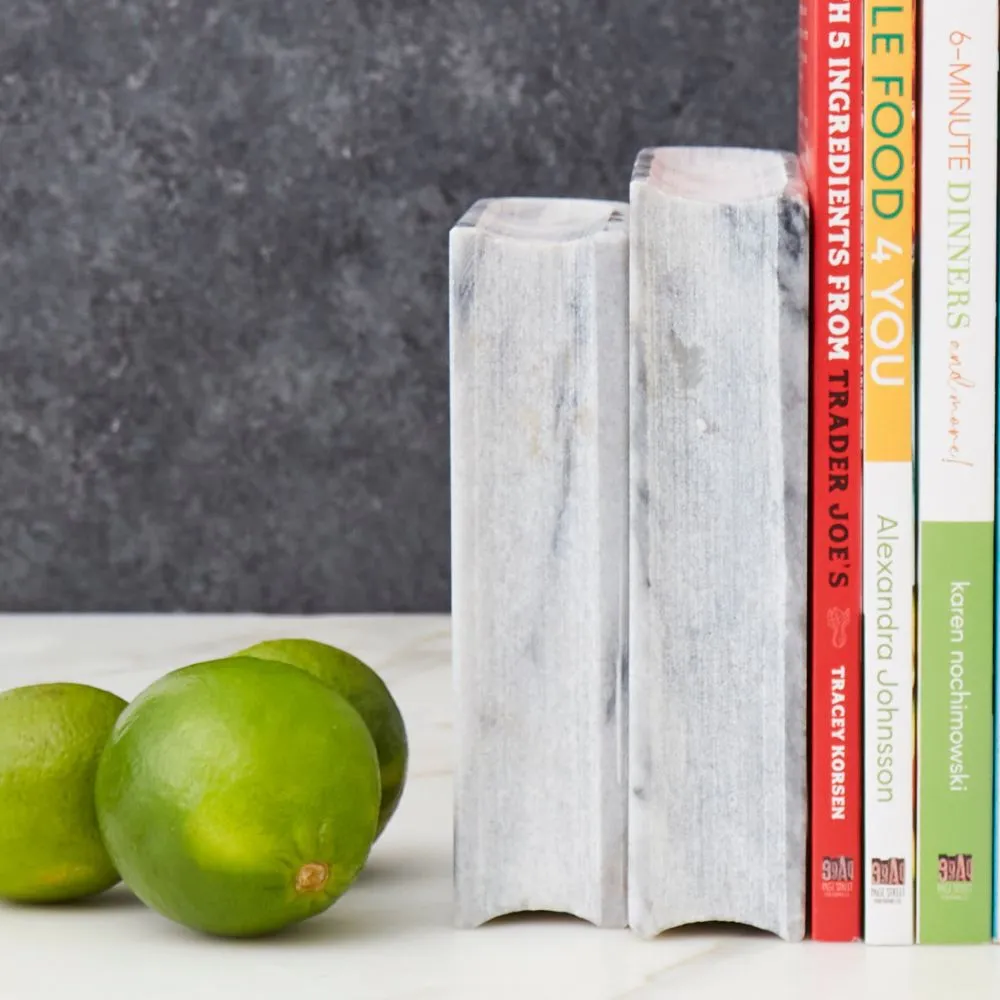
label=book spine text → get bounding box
[916,0,998,945]
[862,0,916,945]
[800,0,865,942]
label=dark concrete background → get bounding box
[0,0,798,612]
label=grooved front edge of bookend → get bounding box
[450,198,629,929]
[627,147,809,941]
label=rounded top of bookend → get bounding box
[634,146,802,204]
[464,197,627,244]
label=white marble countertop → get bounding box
[0,614,996,999]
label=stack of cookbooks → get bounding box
[801,0,999,944]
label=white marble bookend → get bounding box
[450,198,629,929]
[627,147,809,941]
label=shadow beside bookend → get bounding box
[627,146,809,943]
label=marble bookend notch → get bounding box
[450,197,629,929]
[627,148,809,941]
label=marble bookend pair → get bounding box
[449,147,809,941]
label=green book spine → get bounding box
[918,527,995,940]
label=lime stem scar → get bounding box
[295,863,329,893]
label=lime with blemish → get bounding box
[0,682,127,902]
[94,657,380,937]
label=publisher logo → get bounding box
[822,856,855,882]
[870,857,906,902]
[820,855,854,899]
[872,857,905,885]
[938,854,973,883]
[937,853,974,899]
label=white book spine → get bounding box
[862,0,917,944]
[862,463,916,942]
[915,1,999,944]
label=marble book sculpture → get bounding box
[627,147,809,940]
[449,197,630,928]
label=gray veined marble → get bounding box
[449,198,629,929]
[627,147,809,941]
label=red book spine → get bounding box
[798,0,864,942]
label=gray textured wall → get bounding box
[0,0,798,612]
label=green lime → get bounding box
[0,682,127,902]
[238,638,408,839]
[94,656,381,937]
